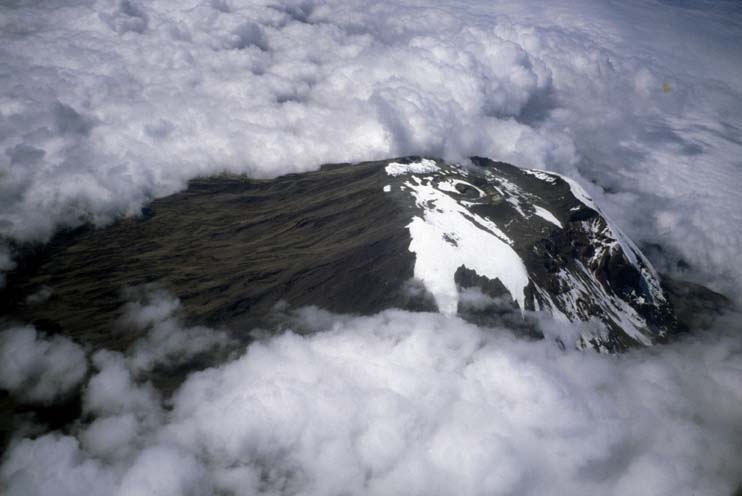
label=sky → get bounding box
[0,0,741,495]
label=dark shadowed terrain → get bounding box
[1,158,727,354]
[1,161,422,351]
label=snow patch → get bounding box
[549,172,597,210]
[385,159,440,177]
[522,169,558,184]
[397,170,528,314]
[533,205,563,228]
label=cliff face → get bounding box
[1,157,716,351]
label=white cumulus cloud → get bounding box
[1,308,741,496]
[0,326,87,403]
[117,286,234,373]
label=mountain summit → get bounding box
[5,157,713,351]
[382,157,679,350]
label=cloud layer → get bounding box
[2,305,741,496]
[1,2,741,494]
[1,0,741,294]
[0,326,87,404]
[117,286,234,373]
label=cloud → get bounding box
[0,435,117,496]
[116,286,233,374]
[0,284,229,406]
[1,2,741,493]
[1,306,740,496]
[0,0,740,296]
[76,349,163,467]
[84,350,161,420]
[0,326,87,403]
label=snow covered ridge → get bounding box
[384,157,677,351]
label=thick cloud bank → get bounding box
[117,286,234,373]
[1,308,741,496]
[1,0,742,294]
[0,326,87,404]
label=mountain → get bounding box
[379,156,677,351]
[0,157,724,352]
